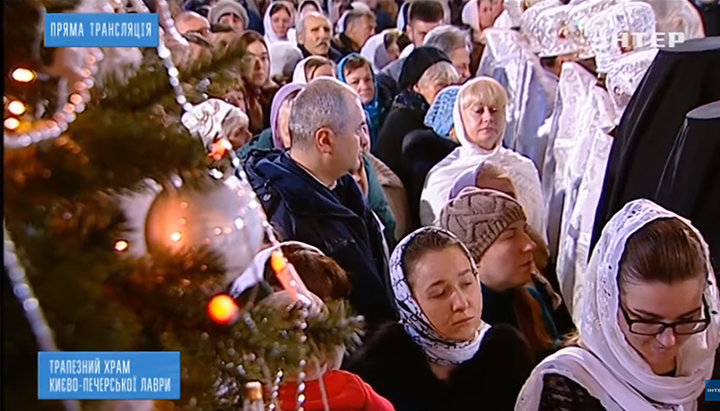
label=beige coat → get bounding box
[368,154,412,241]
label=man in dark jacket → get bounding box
[297,12,344,63]
[244,78,396,328]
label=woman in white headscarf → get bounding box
[346,226,534,410]
[516,199,720,411]
[420,77,546,244]
[361,29,404,72]
[263,1,297,43]
[291,55,336,83]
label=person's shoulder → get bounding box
[479,324,534,358]
[346,322,418,371]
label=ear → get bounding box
[315,127,334,154]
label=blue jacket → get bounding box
[244,150,397,327]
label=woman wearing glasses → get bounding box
[516,199,720,411]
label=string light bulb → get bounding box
[5,51,98,149]
[11,68,36,83]
[208,294,240,325]
[114,240,129,252]
[7,100,26,115]
[4,118,20,131]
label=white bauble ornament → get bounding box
[115,179,163,257]
[144,175,265,285]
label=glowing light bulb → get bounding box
[8,100,26,115]
[208,294,239,325]
[4,117,20,130]
[12,68,36,83]
[114,240,129,252]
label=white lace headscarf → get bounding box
[517,199,720,411]
[390,226,492,366]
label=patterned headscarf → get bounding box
[424,85,461,138]
[390,226,492,366]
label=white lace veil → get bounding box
[517,199,720,411]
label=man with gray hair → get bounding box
[423,25,472,82]
[244,78,396,328]
[332,4,377,57]
[297,11,343,62]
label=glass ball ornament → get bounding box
[144,174,265,285]
[115,179,162,257]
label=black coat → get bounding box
[244,150,397,327]
[331,33,358,58]
[401,129,459,228]
[656,100,720,273]
[374,105,428,190]
[346,322,535,411]
[592,37,720,251]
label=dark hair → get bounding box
[269,1,293,17]
[409,0,445,24]
[402,229,470,286]
[512,287,555,357]
[618,217,706,292]
[303,56,335,79]
[539,56,558,70]
[396,32,412,50]
[298,0,321,13]
[342,55,372,77]
[264,244,351,300]
[239,30,267,49]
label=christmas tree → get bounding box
[3,1,362,410]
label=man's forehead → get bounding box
[307,15,330,28]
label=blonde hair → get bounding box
[460,76,509,141]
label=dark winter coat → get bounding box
[346,322,535,411]
[332,32,360,58]
[243,150,397,327]
[374,103,428,192]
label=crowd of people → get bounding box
[172,0,720,409]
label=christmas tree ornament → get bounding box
[115,179,162,257]
[208,294,240,325]
[144,174,265,285]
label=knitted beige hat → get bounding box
[438,187,526,258]
[208,0,250,27]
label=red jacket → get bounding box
[279,369,395,411]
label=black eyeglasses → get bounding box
[619,297,711,336]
